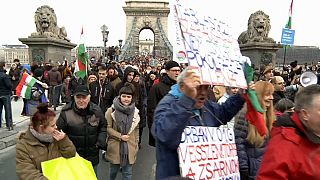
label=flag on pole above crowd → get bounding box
[74,27,89,79]
[286,0,293,29]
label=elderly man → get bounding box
[57,85,107,175]
[257,84,320,179]
[152,68,246,179]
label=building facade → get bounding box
[0,45,29,65]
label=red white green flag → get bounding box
[16,72,38,99]
[285,0,293,29]
[74,27,89,79]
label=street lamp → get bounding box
[118,39,123,49]
[101,24,109,62]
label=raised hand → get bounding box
[180,68,201,100]
[52,129,66,141]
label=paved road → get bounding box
[0,127,156,180]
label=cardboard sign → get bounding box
[173,1,249,88]
[178,126,240,180]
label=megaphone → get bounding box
[300,71,318,87]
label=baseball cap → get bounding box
[73,85,90,96]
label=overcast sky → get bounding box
[1,0,319,47]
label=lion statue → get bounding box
[238,10,275,44]
[30,5,70,41]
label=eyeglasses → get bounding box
[169,69,181,73]
[276,82,285,85]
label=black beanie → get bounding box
[165,61,180,70]
[33,68,43,78]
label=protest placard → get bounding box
[173,1,249,88]
[178,126,240,180]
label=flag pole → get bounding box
[283,45,287,70]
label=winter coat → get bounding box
[108,75,121,90]
[257,112,320,179]
[8,67,20,91]
[57,102,107,166]
[61,80,72,103]
[0,70,12,96]
[105,107,140,164]
[234,108,269,179]
[147,74,176,147]
[151,85,245,180]
[273,91,286,105]
[16,128,76,180]
[89,80,115,113]
[48,67,62,86]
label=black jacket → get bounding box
[89,80,115,113]
[57,102,107,166]
[0,70,12,96]
[147,74,176,146]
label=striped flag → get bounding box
[285,0,293,29]
[74,27,89,79]
[16,72,38,99]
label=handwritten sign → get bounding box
[178,126,240,180]
[173,1,249,88]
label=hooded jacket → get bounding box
[152,84,245,179]
[257,112,320,179]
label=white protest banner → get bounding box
[173,0,250,88]
[178,126,240,180]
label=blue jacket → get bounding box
[151,85,245,179]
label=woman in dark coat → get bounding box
[234,81,275,180]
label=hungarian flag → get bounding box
[285,0,293,29]
[243,62,267,136]
[74,27,89,79]
[16,72,38,99]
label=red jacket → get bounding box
[257,112,320,179]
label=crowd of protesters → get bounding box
[6,55,320,179]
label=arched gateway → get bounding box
[120,0,173,60]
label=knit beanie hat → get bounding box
[165,61,180,70]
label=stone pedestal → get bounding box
[239,42,282,68]
[18,37,76,65]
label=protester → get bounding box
[57,85,107,175]
[89,65,115,113]
[105,83,140,180]
[234,81,275,180]
[60,75,72,104]
[257,84,320,179]
[212,85,226,102]
[261,65,274,82]
[152,68,247,179]
[8,63,20,101]
[48,63,62,107]
[218,86,239,128]
[16,103,76,179]
[147,60,181,147]
[0,62,13,130]
[270,76,286,105]
[274,98,295,117]
[27,68,49,116]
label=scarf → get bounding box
[30,127,54,143]
[113,96,136,167]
